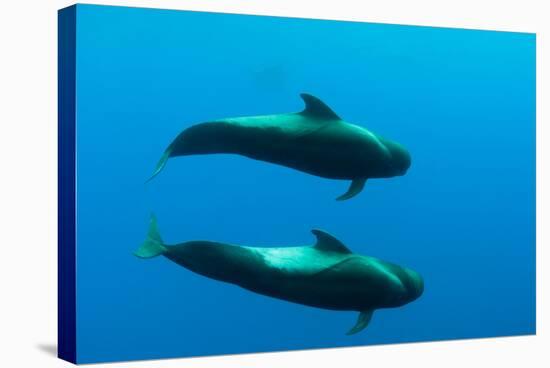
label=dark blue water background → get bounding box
[74,4,535,363]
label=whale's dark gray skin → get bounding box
[134,215,424,334]
[147,93,411,200]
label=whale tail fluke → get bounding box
[346,310,374,335]
[134,213,168,259]
[146,146,172,183]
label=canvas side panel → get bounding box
[58,5,77,364]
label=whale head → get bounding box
[382,264,424,307]
[378,138,411,176]
[401,268,424,304]
[392,145,411,176]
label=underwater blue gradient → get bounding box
[74,4,535,363]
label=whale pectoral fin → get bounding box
[146,146,173,183]
[346,310,374,335]
[336,179,367,201]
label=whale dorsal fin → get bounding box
[311,229,352,253]
[299,93,341,120]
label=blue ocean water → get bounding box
[74,4,536,363]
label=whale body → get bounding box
[134,215,424,334]
[148,93,411,200]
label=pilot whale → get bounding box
[147,93,411,200]
[134,215,424,334]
